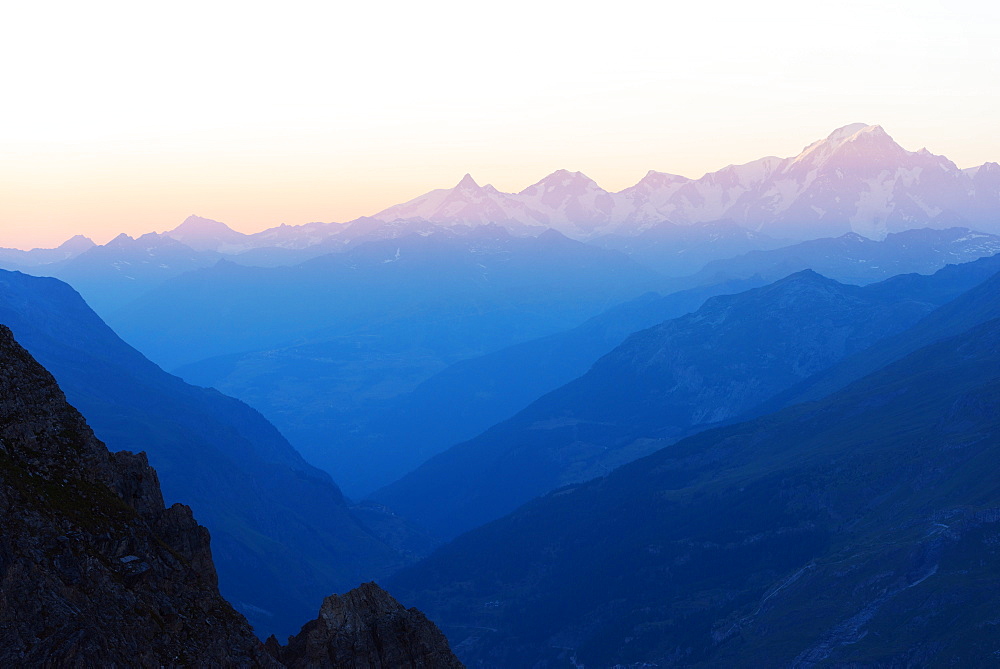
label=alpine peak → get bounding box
[170,215,238,235]
[825,122,873,141]
[106,233,135,247]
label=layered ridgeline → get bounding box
[386,290,1000,667]
[0,269,415,639]
[589,219,789,277]
[373,255,1000,539]
[6,123,1000,313]
[0,325,462,667]
[686,226,1000,287]
[0,234,94,270]
[264,277,770,496]
[17,221,1000,326]
[112,225,663,370]
[30,231,224,315]
[763,259,1000,414]
[119,227,662,495]
[315,232,1000,496]
[117,225,1000,498]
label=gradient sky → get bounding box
[2,0,998,249]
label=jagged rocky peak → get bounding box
[266,582,464,668]
[0,324,275,666]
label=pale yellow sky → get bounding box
[2,0,998,249]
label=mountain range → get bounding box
[154,124,1000,248]
[371,124,1000,241]
[6,121,1000,666]
[8,122,998,273]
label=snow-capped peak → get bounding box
[625,170,691,192]
[790,123,900,169]
[519,170,603,198]
[826,122,872,142]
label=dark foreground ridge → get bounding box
[0,324,461,667]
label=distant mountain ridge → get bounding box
[7,123,994,262]
[686,226,1000,287]
[0,234,95,268]
[127,124,1000,248]
[371,124,1000,240]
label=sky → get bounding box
[2,0,998,249]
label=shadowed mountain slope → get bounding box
[321,278,773,495]
[387,312,1000,667]
[761,259,1000,414]
[373,269,953,539]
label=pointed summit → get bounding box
[105,233,135,248]
[455,173,480,190]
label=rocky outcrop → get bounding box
[0,324,276,667]
[0,323,463,667]
[266,582,464,668]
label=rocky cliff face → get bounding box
[0,324,275,666]
[267,582,463,669]
[0,324,462,667]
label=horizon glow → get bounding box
[2,0,998,249]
